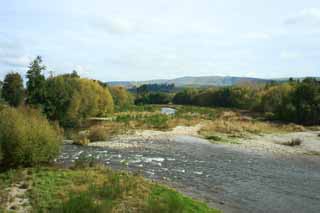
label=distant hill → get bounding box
[107,76,320,88]
[107,76,273,88]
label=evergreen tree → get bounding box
[2,72,24,107]
[26,56,46,105]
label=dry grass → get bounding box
[199,111,305,139]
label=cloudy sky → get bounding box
[1,0,320,81]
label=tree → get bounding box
[109,86,134,110]
[1,72,24,107]
[43,75,114,127]
[172,88,198,105]
[66,78,114,126]
[291,78,320,125]
[26,56,46,105]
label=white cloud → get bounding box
[92,17,139,34]
[285,8,320,26]
[0,55,31,68]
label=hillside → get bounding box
[108,76,272,88]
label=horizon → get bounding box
[107,74,320,83]
[1,0,320,81]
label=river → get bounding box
[57,135,320,213]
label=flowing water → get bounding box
[58,136,320,213]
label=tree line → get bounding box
[172,79,320,125]
[0,56,133,127]
[0,56,135,168]
[132,79,320,125]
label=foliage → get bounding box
[109,86,134,111]
[88,126,108,142]
[172,88,198,105]
[171,78,320,125]
[43,75,79,126]
[259,79,320,125]
[132,83,175,94]
[259,83,294,117]
[135,92,172,105]
[72,131,90,145]
[66,78,114,126]
[0,107,62,167]
[1,72,24,107]
[44,75,114,127]
[26,56,46,106]
[291,78,320,125]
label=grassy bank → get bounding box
[0,166,220,213]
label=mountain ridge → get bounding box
[107,76,320,88]
[107,76,275,87]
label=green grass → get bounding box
[0,166,220,213]
[204,134,242,145]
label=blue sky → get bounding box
[0,0,320,81]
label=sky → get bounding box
[0,0,320,81]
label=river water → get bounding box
[57,136,320,213]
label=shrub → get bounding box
[0,107,62,167]
[145,114,169,129]
[88,126,108,142]
[205,135,222,141]
[72,131,90,146]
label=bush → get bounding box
[72,131,90,146]
[0,107,62,167]
[145,114,169,129]
[88,126,108,142]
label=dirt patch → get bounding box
[5,177,32,212]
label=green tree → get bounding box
[1,72,24,107]
[26,56,46,105]
[172,88,198,105]
[43,75,114,127]
[292,78,320,124]
[66,78,114,126]
[109,86,134,111]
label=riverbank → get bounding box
[0,166,220,213]
[89,122,320,157]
